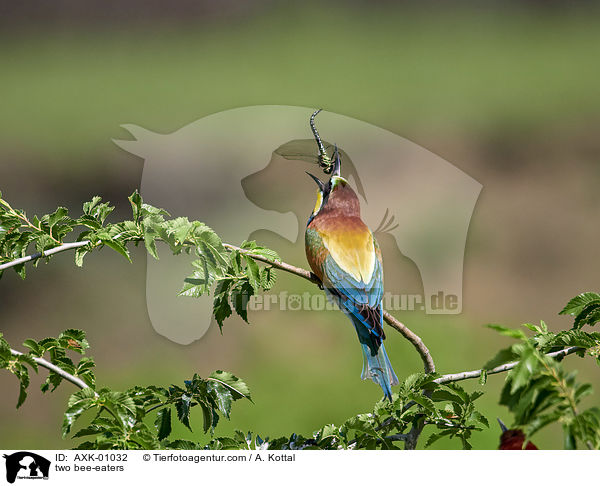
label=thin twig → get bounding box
[10,349,95,393]
[0,241,90,271]
[383,312,435,374]
[433,346,582,385]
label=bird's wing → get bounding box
[307,226,385,344]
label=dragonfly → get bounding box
[274,109,398,235]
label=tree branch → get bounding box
[0,241,90,271]
[223,245,437,450]
[433,346,582,385]
[10,348,95,392]
[3,239,436,376]
[224,244,436,374]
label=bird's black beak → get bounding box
[306,172,325,192]
[497,418,508,433]
[332,145,341,177]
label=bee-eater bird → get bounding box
[497,418,538,450]
[304,119,398,400]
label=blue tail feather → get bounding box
[350,314,399,401]
[358,340,399,400]
[325,288,398,400]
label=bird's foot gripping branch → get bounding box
[1,191,600,449]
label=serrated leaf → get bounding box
[231,282,253,323]
[212,279,232,329]
[63,389,97,437]
[22,339,43,357]
[16,353,38,372]
[244,256,261,291]
[260,266,277,290]
[179,273,211,298]
[128,190,143,222]
[154,407,172,441]
[48,207,69,228]
[75,247,88,267]
[209,384,233,418]
[470,411,489,428]
[100,235,131,263]
[17,381,28,409]
[72,424,107,438]
[573,302,600,329]
[424,428,455,448]
[560,292,600,316]
[175,394,192,431]
[208,370,252,402]
[198,401,213,434]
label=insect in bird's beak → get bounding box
[497,418,508,433]
[306,172,325,192]
[331,145,342,177]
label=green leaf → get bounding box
[144,231,159,259]
[241,241,281,263]
[179,272,211,298]
[563,425,576,450]
[128,191,143,222]
[22,339,43,357]
[83,196,102,215]
[213,279,232,329]
[508,348,538,393]
[48,207,69,228]
[175,394,192,431]
[425,429,455,448]
[209,385,233,419]
[75,358,96,387]
[75,247,88,267]
[231,282,253,323]
[99,392,136,431]
[164,439,203,450]
[16,353,38,372]
[479,370,488,385]
[483,347,518,370]
[546,329,600,350]
[13,263,26,280]
[244,257,261,292]
[154,407,172,441]
[560,292,600,317]
[208,370,252,402]
[470,411,489,428]
[487,324,527,340]
[523,323,539,333]
[99,235,131,263]
[260,266,277,290]
[574,303,600,329]
[17,381,28,408]
[199,401,213,434]
[63,389,97,437]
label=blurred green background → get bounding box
[1,1,599,450]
